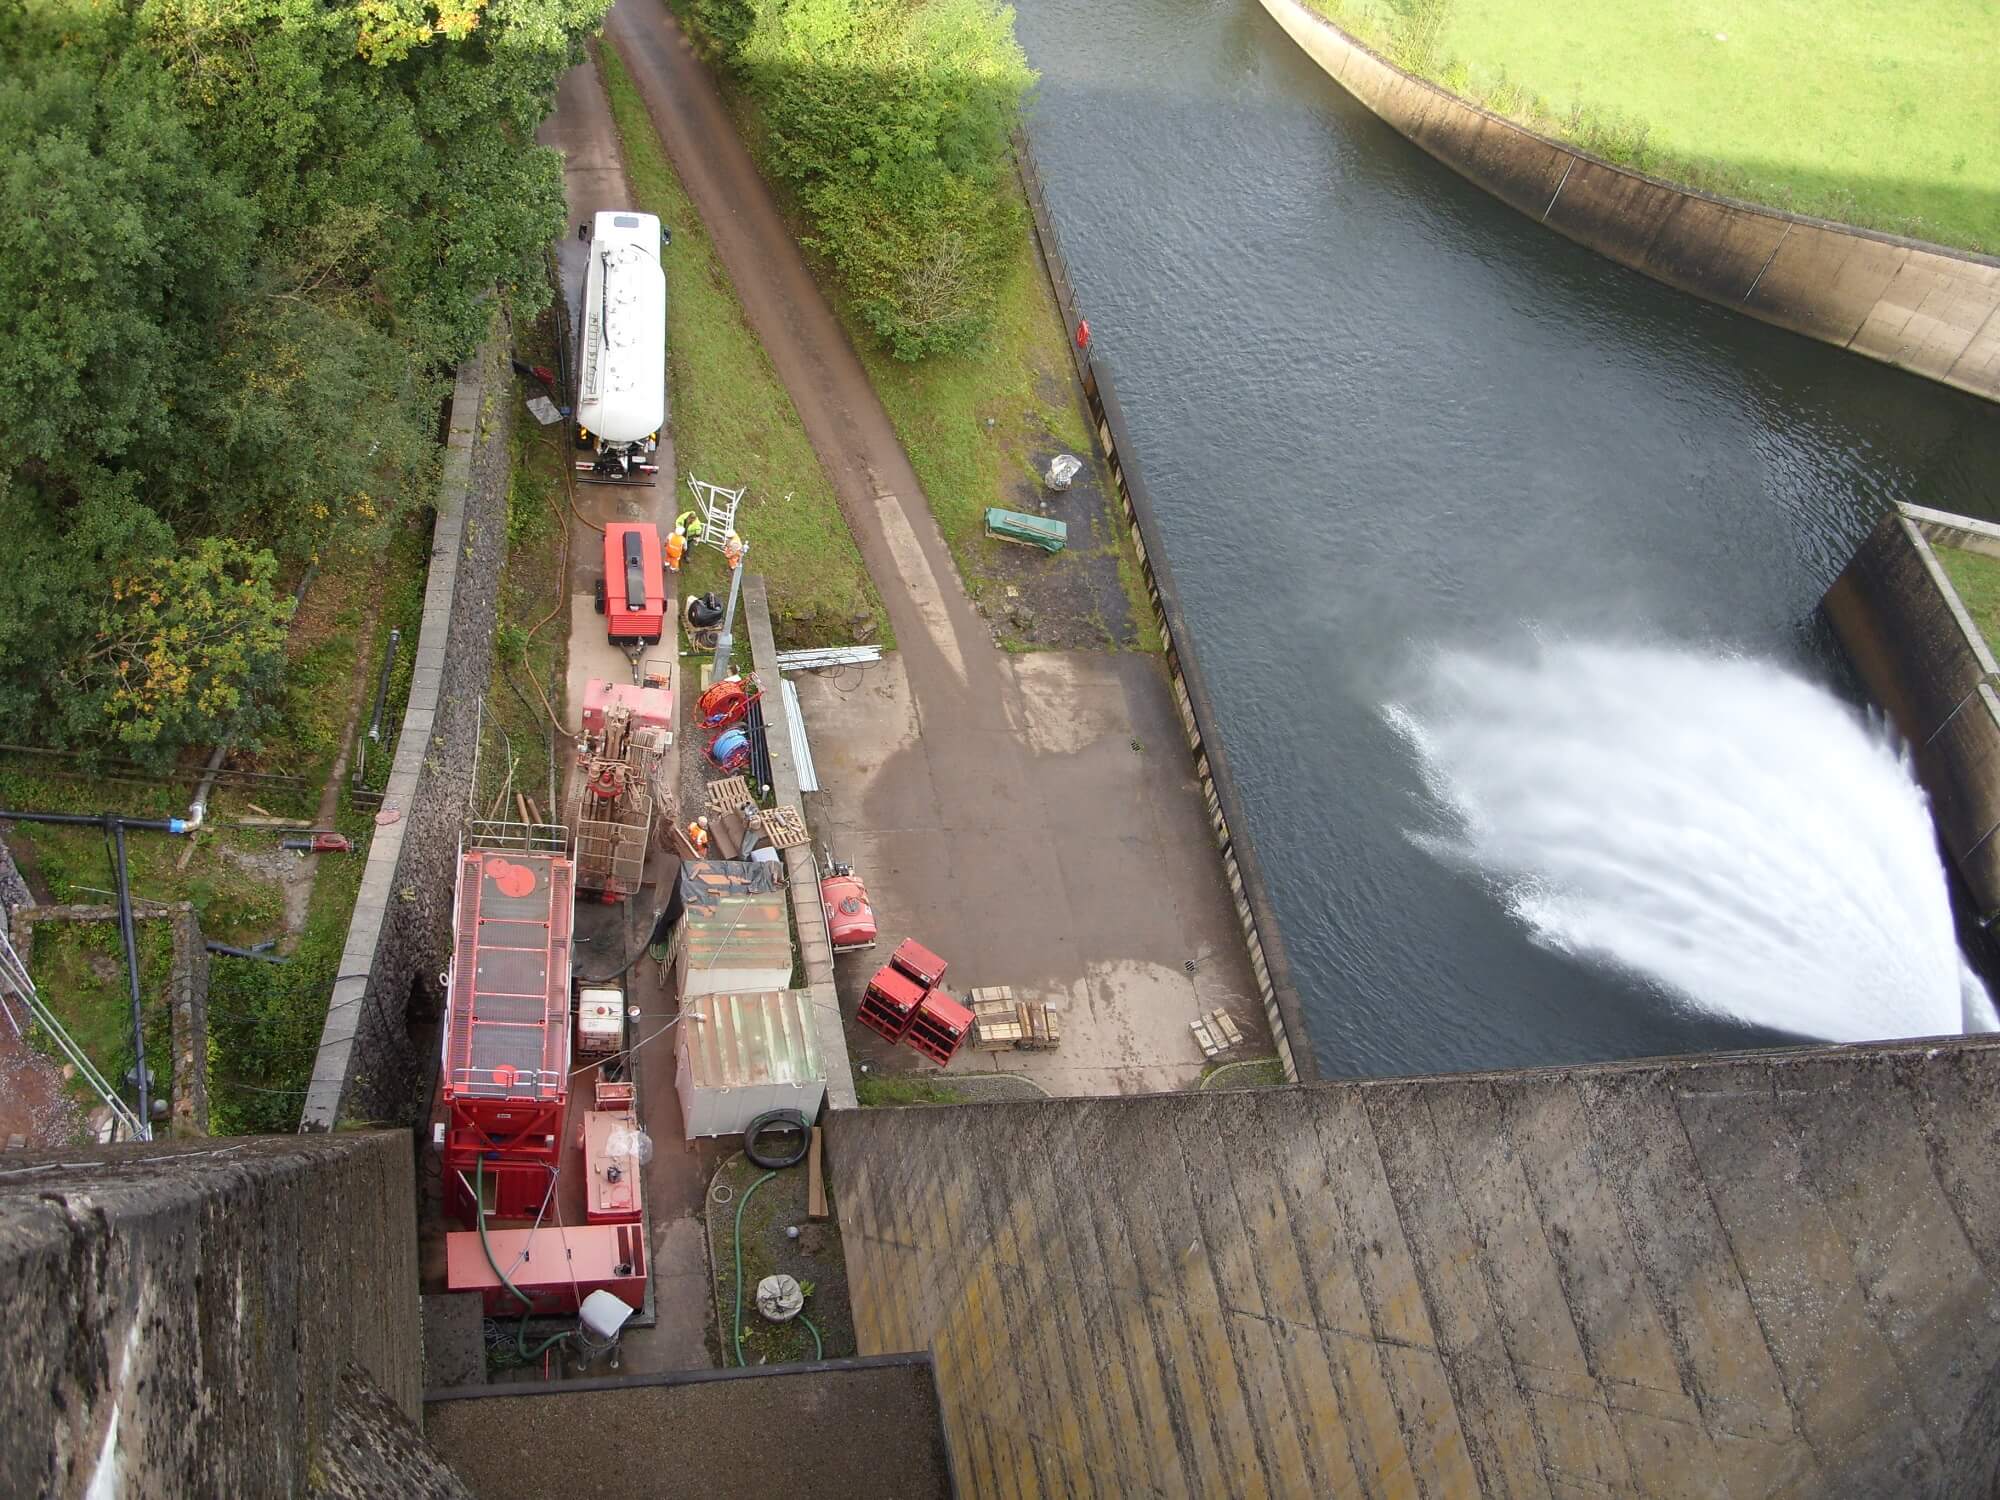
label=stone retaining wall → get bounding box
[302,330,515,1130]
[1016,137,1316,1082]
[1257,0,2000,403]
[1824,504,2000,919]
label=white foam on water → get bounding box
[1387,641,1996,1042]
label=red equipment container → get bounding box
[439,848,573,1224]
[445,1222,646,1316]
[890,938,948,991]
[582,1109,644,1224]
[906,989,975,1067]
[821,871,877,952]
[857,964,926,1043]
[600,522,665,645]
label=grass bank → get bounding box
[597,43,888,650]
[1303,0,1999,255]
[25,916,174,1113]
[1935,546,2000,655]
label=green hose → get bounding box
[733,1170,778,1366]
[732,1170,826,1365]
[474,1156,571,1364]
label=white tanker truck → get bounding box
[574,210,667,485]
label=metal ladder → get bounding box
[685,474,745,553]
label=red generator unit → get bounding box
[439,847,574,1224]
[821,867,876,953]
[581,676,674,739]
[445,1222,646,1316]
[907,989,975,1067]
[857,963,926,1044]
[890,937,948,991]
[598,521,665,646]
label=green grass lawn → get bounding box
[27,915,175,1112]
[1305,0,1999,254]
[1935,544,2000,654]
[597,43,889,649]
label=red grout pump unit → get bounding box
[596,522,666,647]
[820,860,876,953]
[857,964,926,1044]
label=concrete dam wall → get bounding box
[832,1039,2000,1497]
[1255,0,2000,404]
[1825,505,2000,920]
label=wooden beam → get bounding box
[807,1125,829,1220]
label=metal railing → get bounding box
[0,927,148,1140]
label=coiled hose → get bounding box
[732,1169,822,1366]
[475,1156,571,1365]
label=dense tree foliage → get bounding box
[680,0,1035,360]
[0,0,606,758]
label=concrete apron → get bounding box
[799,650,1264,1097]
[537,55,718,1375]
[600,0,1272,1093]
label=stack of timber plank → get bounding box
[969,986,1061,1052]
[1190,1007,1244,1059]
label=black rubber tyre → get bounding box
[744,1109,811,1169]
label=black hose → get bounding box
[108,819,152,1132]
[205,942,291,964]
[743,1109,811,1169]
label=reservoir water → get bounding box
[1012,0,2000,1076]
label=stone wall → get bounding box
[0,1131,424,1497]
[831,1038,2000,1497]
[10,901,209,1137]
[1015,139,1316,1083]
[1256,0,2000,404]
[303,329,516,1130]
[1824,505,2000,918]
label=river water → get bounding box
[1012,0,2000,1077]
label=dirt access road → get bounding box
[600,3,1265,1095]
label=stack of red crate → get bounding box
[855,939,974,1066]
[857,964,926,1043]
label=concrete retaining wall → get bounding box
[1824,505,2000,918]
[744,575,857,1110]
[1257,0,2000,403]
[1016,139,1316,1084]
[302,331,515,1130]
[832,1038,2000,1497]
[0,1132,426,1496]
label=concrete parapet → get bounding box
[1255,0,2000,404]
[832,1039,2000,1496]
[303,329,515,1130]
[0,1131,423,1497]
[1825,505,2000,917]
[744,573,857,1110]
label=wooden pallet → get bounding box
[1016,1000,1061,1051]
[970,988,1022,1049]
[705,775,754,815]
[1190,1007,1245,1059]
[755,804,810,851]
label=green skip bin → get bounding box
[984,507,1068,554]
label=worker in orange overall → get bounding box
[663,527,686,573]
[722,532,745,570]
[686,817,709,856]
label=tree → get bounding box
[692,0,1037,359]
[61,540,293,754]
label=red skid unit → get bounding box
[857,964,926,1044]
[445,1222,647,1316]
[440,848,574,1224]
[890,938,948,991]
[907,989,974,1067]
[601,522,666,645]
